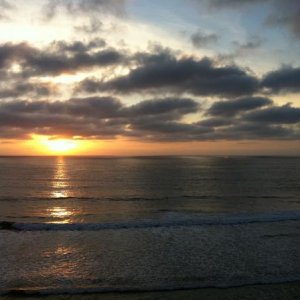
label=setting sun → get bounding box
[28,134,95,155]
[31,135,78,153]
[45,139,77,153]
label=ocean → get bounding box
[0,156,299,299]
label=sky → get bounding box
[0,0,300,156]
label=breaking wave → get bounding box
[1,210,300,232]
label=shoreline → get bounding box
[1,282,300,300]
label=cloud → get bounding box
[0,41,263,99]
[126,97,199,117]
[233,36,264,55]
[235,37,264,51]
[189,0,265,13]
[0,41,126,77]
[0,42,33,68]
[207,0,264,9]
[266,1,300,38]
[261,67,300,93]
[207,96,273,117]
[217,122,295,140]
[79,51,259,97]
[74,18,104,34]
[26,48,124,76]
[0,0,12,9]
[52,39,106,53]
[197,117,233,127]
[0,82,53,99]
[0,40,298,100]
[217,36,265,64]
[0,0,13,20]
[43,0,128,19]
[0,97,199,139]
[0,95,299,142]
[199,0,300,38]
[244,104,300,124]
[191,31,219,48]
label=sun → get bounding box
[32,135,78,154]
[30,134,94,155]
[45,139,78,153]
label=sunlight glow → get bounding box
[30,134,95,155]
[32,134,78,153]
[45,139,78,153]
[47,207,74,224]
[49,207,72,218]
[38,73,88,84]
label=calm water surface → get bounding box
[0,156,299,223]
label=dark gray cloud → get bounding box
[208,97,273,117]
[0,82,53,99]
[126,98,199,117]
[0,42,263,99]
[0,41,298,99]
[0,97,124,120]
[0,97,200,139]
[0,95,299,142]
[0,97,199,120]
[217,122,295,140]
[0,41,126,77]
[127,120,213,142]
[197,117,233,127]
[79,53,259,97]
[0,42,33,68]
[191,31,219,48]
[26,48,124,76]
[261,67,300,93]
[245,104,300,124]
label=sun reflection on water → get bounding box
[41,158,81,278]
[47,207,73,223]
[48,157,73,223]
[55,246,73,256]
[52,156,69,197]
[42,245,78,278]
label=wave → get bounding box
[0,196,96,202]
[0,196,172,202]
[1,278,300,296]
[0,194,299,203]
[1,211,300,232]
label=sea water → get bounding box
[0,156,299,295]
